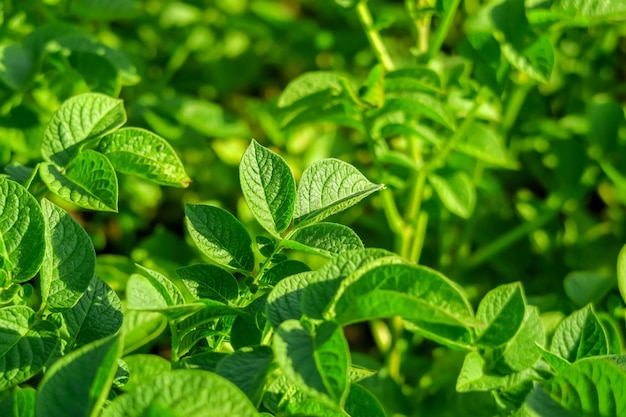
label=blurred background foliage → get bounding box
[2,0,626,415]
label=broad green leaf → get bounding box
[121,310,167,355]
[69,0,140,20]
[301,248,395,320]
[458,34,508,95]
[96,128,191,187]
[501,36,554,83]
[456,351,537,392]
[273,320,350,407]
[284,223,363,258]
[176,264,239,303]
[344,383,386,417]
[475,282,526,348]
[36,335,122,417]
[550,305,608,362]
[178,351,228,372]
[278,72,348,108]
[428,169,476,219]
[498,306,545,372]
[41,93,126,166]
[404,320,474,350]
[40,199,96,311]
[0,306,60,390]
[69,52,120,96]
[40,150,119,212]
[266,272,315,328]
[185,204,255,272]
[102,370,258,417]
[371,95,456,131]
[0,386,36,417]
[120,354,170,392]
[0,44,36,91]
[617,244,626,305]
[294,159,384,227]
[0,178,45,282]
[286,399,345,417]
[62,276,123,348]
[553,0,626,25]
[231,294,268,349]
[384,67,443,95]
[259,260,311,286]
[564,270,613,307]
[240,140,295,235]
[282,102,363,131]
[457,122,513,167]
[598,313,623,355]
[176,300,243,339]
[215,346,275,406]
[541,357,626,416]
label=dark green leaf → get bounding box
[69,0,140,20]
[564,270,614,307]
[284,223,363,258]
[259,260,311,286]
[278,72,348,109]
[266,272,315,328]
[344,383,386,417]
[0,45,36,91]
[231,294,268,349]
[215,346,275,406]
[501,36,555,83]
[498,306,545,371]
[176,264,239,303]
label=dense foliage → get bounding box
[1,0,626,416]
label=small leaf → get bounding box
[36,335,122,417]
[40,199,96,311]
[62,276,123,348]
[40,150,119,212]
[259,260,311,286]
[384,67,443,95]
[41,93,126,166]
[359,64,385,107]
[475,282,526,348]
[456,351,537,392]
[121,311,167,355]
[176,264,239,303]
[185,204,255,272]
[294,159,383,227]
[0,306,60,390]
[240,140,295,235]
[284,223,364,258]
[273,320,350,407]
[96,128,191,187]
[428,169,476,218]
[0,178,45,282]
[498,306,545,372]
[266,272,315,328]
[550,305,608,362]
[215,346,275,406]
[102,370,258,417]
[552,0,626,25]
[278,72,347,108]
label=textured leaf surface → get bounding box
[120,354,170,393]
[240,140,295,235]
[0,178,45,282]
[176,264,238,302]
[284,223,363,258]
[96,128,190,187]
[273,320,350,407]
[36,335,122,417]
[259,260,311,286]
[501,36,554,83]
[278,72,347,108]
[294,159,383,227]
[41,93,125,166]
[550,305,608,362]
[40,199,96,311]
[215,346,274,405]
[40,150,118,212]
[553,0,626,24]
[266,272,314,328]
[62,276,123,348]
[475,282,526,347]
[102,370,258,417]
[498,306,545,371]
[0,306,59,390]
[185,204,254,272]
[429,170,476,219]
[0,386,36,417]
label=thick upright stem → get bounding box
[356,1,396,71]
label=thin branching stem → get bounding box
[356,1,396,71]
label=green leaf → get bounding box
[176,264,239,303]
[68,52,120,96]
[550,305,608,362]
[344,383,386,417]
[40,199,96,311]
[231,294,268,349]
[273,320,350,407]
[359,64,385,107]
[284,223,363,258]
[371,95,456,131]
[458,34,508,95]
[501,36,555,83]
[294,159,383,227]
[497,306,545,372]
[457,122,514,167]
[552,0,626,25]
[266,272,314,329]
[475,282,526,348]
[617,244,626,305]
[428,169,476,219]
[240,139,295,235]
[564,270,614,307]
[61,276,123,348]
[176,300,244,340]
[120,354,171,392]
[278,72,348,108]
[96,128,191,187]
[185,204,255,272]
[102,370,258,417]
[259,260,311,286]
[41,93,126,166]
[0,306,60,390]
[36,335,122,417]
[40,150,119,212]
[215,346,275,406]
[540,357,626,417]
[0,386,36,417]
[121,310,167,355]
[285,399,345,417]
[126,267,190,319]
[69,0,140,20]
[456,351,537,393]
[0,44,36,91]
[384,67,443,95]
[0,178,45,282]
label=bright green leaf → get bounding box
[457,122,514,167]
[475,282,526,348]
[498,306,545,372]
[617,244,626,305]
[120,354,171,392]
[553,0,626,25]
[550,305,608,362]
[121,310,167,355]
[278,72,348,108]
[428,169,476,218]
[501,36,554,83]
[372,95,456,131]
[0,386,36,417]
[284,223,364,258]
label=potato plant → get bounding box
[1,0,626,416]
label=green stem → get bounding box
[170,321,180,367]
[355,1,395,71]
[425,0,461,61]
[387,316,404,382]
[501,81,532,141]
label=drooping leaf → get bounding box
[36,335,122,417]
[185,204,255,272]
[102,370,258,417]
[40,150,119,212]
[0,306,60,390]
[428,169,476,219]
[0,178,45,282]
[120,354,171,392]
[215,346,275,406]
[40,93,126,166]
[240,139,295,235]
[550,305,608,362]
[475,282,526,348]
[40,199,96,311]
[284,223,364,258]
[266,272,315,328]
[176,264,239,303]
[62,276,123,348]
[273,320,350,408]
[294,159,384,227]
[96,128,191,187]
